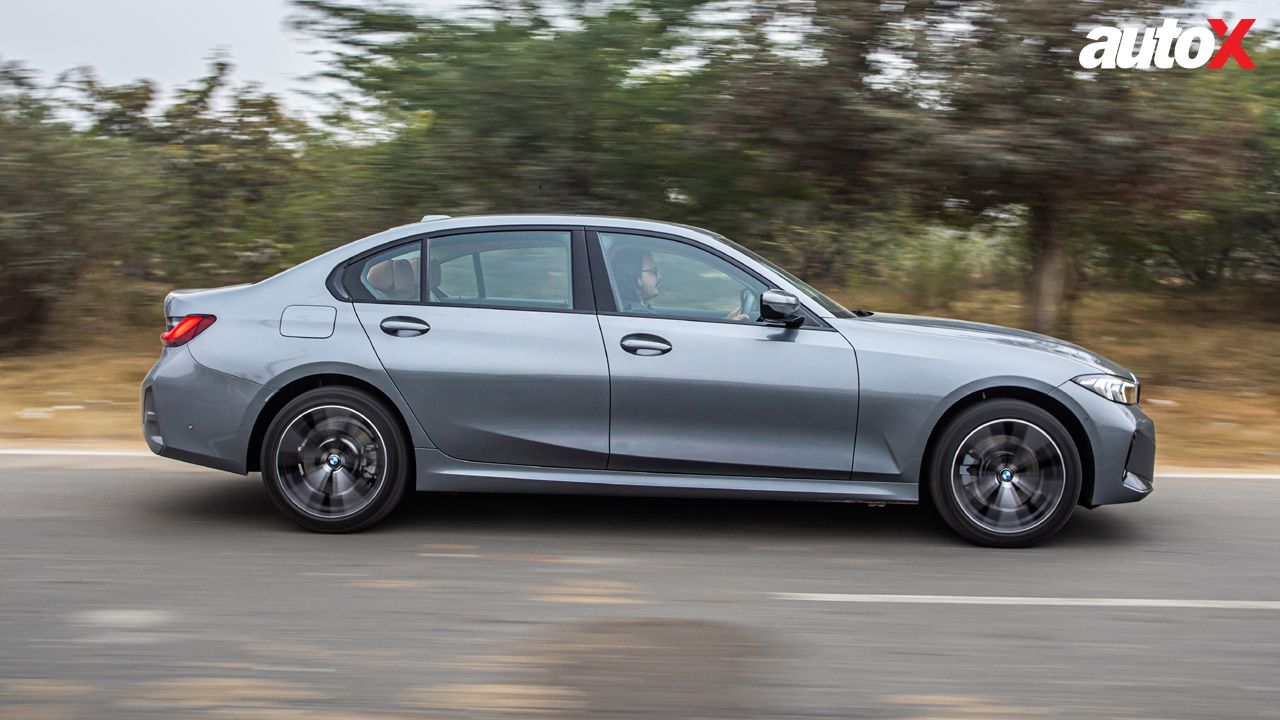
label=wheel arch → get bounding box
[919,385,1095,508]
[246,373,419,473]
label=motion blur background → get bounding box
[4,5,1280,720]
[1,0,1277,466]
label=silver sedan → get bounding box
[142,214,1154,546]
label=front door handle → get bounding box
[380,316,430,337]
[620,334,671,356]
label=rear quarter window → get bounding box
[344,242,422,303]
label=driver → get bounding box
[610,245,750,321]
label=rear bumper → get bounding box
[141,346,265,474]
[1052,381,1156,507]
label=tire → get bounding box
[260,386,410,532]
[928,399,1081,548]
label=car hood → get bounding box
[839,312,1134,378]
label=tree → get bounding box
[0,61,169,347]
[1155,42,1280,291]
[290,0,928,278]
[292,0,723,218]
[72,57,313,283]
[62,68,161,142]
[688,1,929,278]
[913,0,1229,333]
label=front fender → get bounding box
[843,318,1104,486]
[854,374,1064,485]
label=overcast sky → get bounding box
[1,0,1274,117]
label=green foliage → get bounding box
[0,62,170,348]
[1153,42,1280,289]
[1,1,1278,350]
[65,57,314,284]
[894,229,975,311]
[293,0,716,216]
[910,0,1225,332]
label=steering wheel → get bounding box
[738,287,761,322]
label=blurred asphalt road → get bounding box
[3,454,1280,719]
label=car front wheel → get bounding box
[261,386,409,532]
[929,399,1082,547]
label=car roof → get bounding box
[404,214,720,239]
[307,214,724,267]
[291,214,726,278]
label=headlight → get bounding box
[1073,374,1140,405]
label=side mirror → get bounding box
[760,289,804,328]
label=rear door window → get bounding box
[427,231,573,311]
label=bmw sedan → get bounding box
[142,214,1155,546]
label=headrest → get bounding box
[366,260,395,292]
[393,258,416,295]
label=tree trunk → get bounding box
[1026,200,1066,335]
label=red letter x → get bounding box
[1208,18,1255,69]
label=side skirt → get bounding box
[414,448,917,504]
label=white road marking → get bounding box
[74,609,175,627]
[1156,471,1280,479]
[416,552,483,558]
[770,593,1280,610]
[71,609,176,645]
[0,448,153,457]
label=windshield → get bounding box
[713,234,857,319]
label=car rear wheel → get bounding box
[929,399,1081,547]
[261,386,409,532]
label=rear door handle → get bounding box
[380,316,430,337]
[620,334,671,356]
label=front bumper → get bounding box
[1051,380,1156,507]
[141,346,265,474]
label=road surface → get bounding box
[3,453,1279,719]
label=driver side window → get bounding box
[599,232,767,323]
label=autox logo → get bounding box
[1079,18,1255,69]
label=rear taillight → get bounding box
[161,314,216,347]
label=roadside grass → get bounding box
[1,288,1276,469]
[0,331,156,447]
